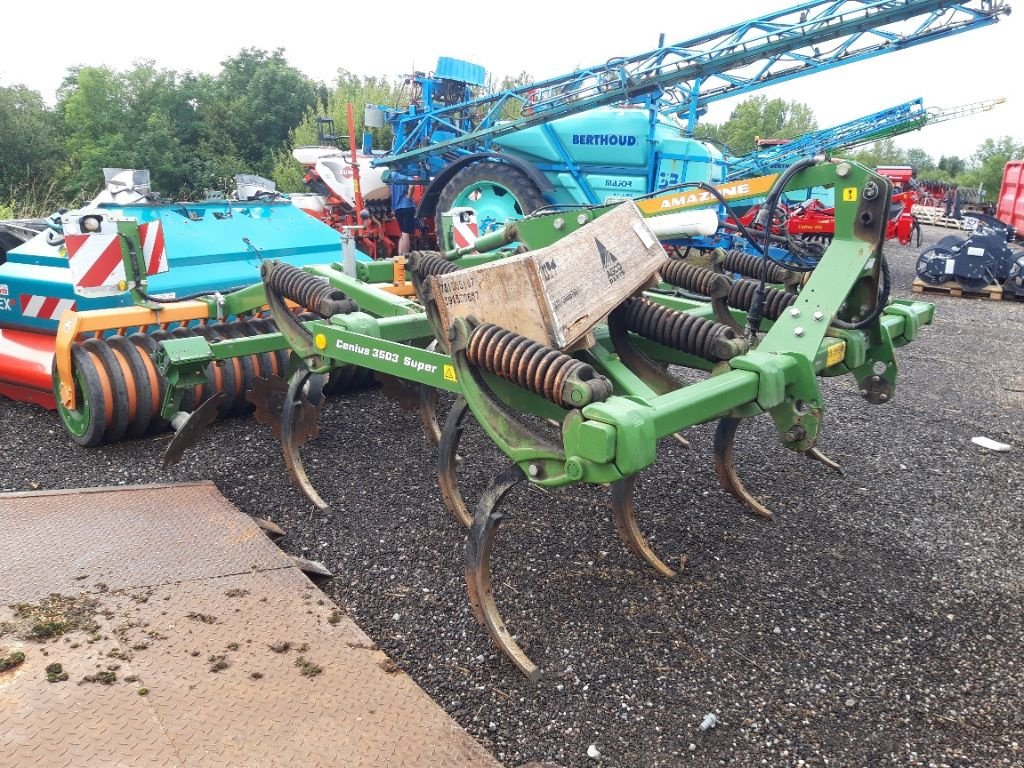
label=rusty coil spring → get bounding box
[616,297,738,362]
[660,260,724,296]
[466,323,606,408]
[410,250,460,280]
[728,278,796,320]
[720,249,791,284]
[265,263,352,317]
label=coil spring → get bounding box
[616,297,739,362]
[720,249,792,284]
[728,278,796,320]
[660,260,724,295]
[410,250,460,280]
[265,263,351,316]
[466,323,609,408]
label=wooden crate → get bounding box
[911,278,1004,300]
[431,200,666,349]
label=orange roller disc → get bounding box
[81,337,129,443]
[107,335,153,438]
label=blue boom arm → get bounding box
[378,0,1008,171]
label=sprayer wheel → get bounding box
[436,162,544,245]
[53,343,108,447]
[81,337,130,444]
[107,335,153,438]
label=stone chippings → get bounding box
[1,225,1022,767]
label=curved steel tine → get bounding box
[805,444,842,473]
[712,417,773,519]
[610,476,677,577]
[419,341,444,445]
[281,369,330,511]
[437,397,473,527]
[419,385,442,445]
[465,464,540,683]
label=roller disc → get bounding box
[193,324,237,415]
[208,322,256,415]
[82,337,130,444]
[248,318,288,379]
[128,333,170,434]
[106,335,153,438]
[52,343,108,447]
[234,319,276,383]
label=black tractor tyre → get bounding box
[435,163,545,249]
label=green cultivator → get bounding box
[155,159,933,681]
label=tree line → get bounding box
[1,50,1020,217]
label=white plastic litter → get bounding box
[699,712,719,731]
[971,436,1011,452]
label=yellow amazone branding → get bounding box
[826,341,846,367]
[443,364,457,383]
[637,174,779,215]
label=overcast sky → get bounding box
[3,1,1018,161]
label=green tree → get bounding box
[904,147,935,173]
[961,136,1022,198]
[207,48,321,175]
[937,155,966,176]
[0,82,64,209]
[696,96,818,155]
[271,70,404,192]
[851,139,907,168]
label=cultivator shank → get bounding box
[150,158,933,681]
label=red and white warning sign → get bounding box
[449,207,479,249]
[64,214,168,294]
[139,220,168,275]
[64,213,125,292]
[20,294,76,321]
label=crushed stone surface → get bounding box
[1,225,1022,767]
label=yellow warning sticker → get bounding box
[842,187,858,202]
[443,364,457,382]
[314,333,327,350]
[826,341,846,367]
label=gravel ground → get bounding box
[2,224,1023,767]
